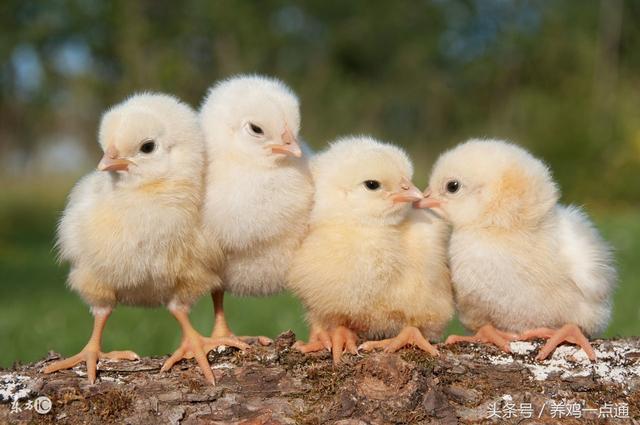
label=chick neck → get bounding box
[104,160,204,197]
[311,208,410,229]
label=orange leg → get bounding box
[360,326,439,356]
[295,325,358,364]
[211,290,272,346]
[42,308,139,384]
[520,323,596,361]
[161,306,249,385]
[445,324,518,353]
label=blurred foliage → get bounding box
[1,0,639,203]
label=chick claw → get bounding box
[161,333,249,385]
[293,327,331,354]
[212,327,272,347]
[43,347,139,384]
[241,336,273,346]
[359,326,439,356]
[520,323,596,361]
[294,325,358,364]
[445,324,518,353]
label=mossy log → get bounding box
[1,332,639,424]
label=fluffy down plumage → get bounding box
[58,93,222,309]
[47,93,230,384]
[199,75,314,297]
[289,136,454,342]
[424,139,616,337]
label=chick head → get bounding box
[97,93,203,185]
[311,136,422,226]
[199,74,301,166]
[419,139,559,229]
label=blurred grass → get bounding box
[0,178,638,367]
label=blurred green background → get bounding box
[1,1,639,367]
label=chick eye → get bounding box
[140,140,156,154]
[248,123,264,136]
[364,180,381,191]
[446,180,460,194]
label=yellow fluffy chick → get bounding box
[289,136,454,363]
[417,139,616,361]
[199,75,314,344]
[44,93,243,385]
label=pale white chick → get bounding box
[199,75,314,344]
[417,139,616,360]
[289,136,454,363]
[44,93,244,385]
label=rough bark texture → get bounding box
[1,332,639,424]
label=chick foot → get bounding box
[296,324,333,350]
[520,323,596,361]
[43,347,138,384]
[211,291,272,346]
[161,333,247,385]
[359,326,439,356]
[445,324,518,353]
[42,309,139,383]
[295,325,358,363]
[211,323,272,347]
[293,324,332,353]
[162,307,248,385]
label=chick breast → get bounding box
[58,173,222,308]
[397,209,455,339]
[203,159,314,296]
[289,209,454,340]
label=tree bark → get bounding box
[1,332,639,424]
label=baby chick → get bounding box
[416,139,616,360]
[44,93,244,384]
[289,136,454,363]
[199,75,314,344]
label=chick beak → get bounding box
[270,128,302,158]
[390,177,424,204]
[414,189,443,209]
[98,145,132,172]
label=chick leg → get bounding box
[520,324,596,361]
[295,325,358,363]
[42,308,139,384]
[161,306,248,385]
[359,326,439,356]
[445,324,518,353]
[211,290,233,338]
[211,290,272,346]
